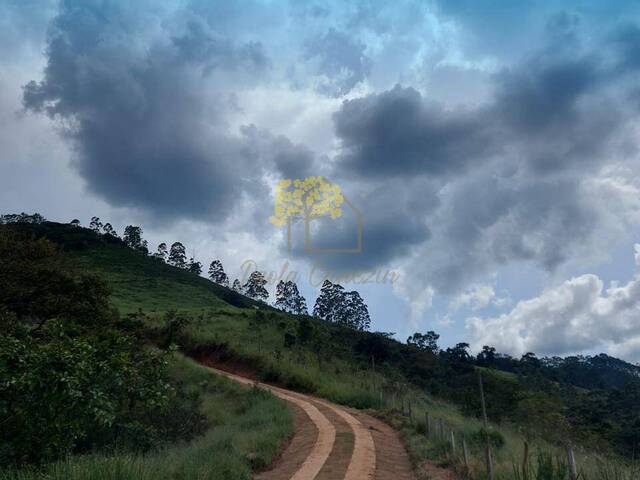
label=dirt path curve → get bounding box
[206,366,415,480]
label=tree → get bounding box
[313,280,370,330]
[70,219,80,227]
[341,290,370,330]
[208,260,229,287]
[356,332,392,370]
[168,242,187,269]
[187,258,202,275]
[232,279,243,293]
[153,243,168,262]
[446,342,471,362]
[243,271,269,301]
[274,280,308,315]
[0,212,45,224]
[102,223,117,237]
[269,176,344,251]
[0,229,181,466]
[313,280,344,320]
[477,345,497,365]
[123,225,148,254]
[89,216,103,233]
[520,352,542,372]
[407,331,440,354]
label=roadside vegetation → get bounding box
[0,223,291,479]
[2,216,639,479]
[0,355,291,480]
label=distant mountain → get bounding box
[541,353,640,390]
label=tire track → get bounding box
[207,366,414,480]
[209,369,335,480]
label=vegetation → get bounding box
[0,355,291,480]
[2,217,639,479]
[313,279,371,330]
[208,260,229,287]
[274,280,308,315]
[0,223,291,479]
[0,228,200,468]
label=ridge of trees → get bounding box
[63,215,374,332]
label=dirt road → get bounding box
[206,366,417,480]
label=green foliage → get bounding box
[161,310,191,349]
[512,451,568,480]
[0,317,175,466]
[406,330,440,353]
[6,221,638,478]
[0,227,203,468]
[123,225,148,254]
[0,355,292,480]
[469,428,505,450]
[71,243,255,312]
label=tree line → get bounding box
[78,217,372,331]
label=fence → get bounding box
[378,372,580,480]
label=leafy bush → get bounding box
[469,427,505,449]
[0,228,206,467]
[0,312,175,466]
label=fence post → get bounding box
[522,441,529,480]
[450,430,456,454]
[566,444,578,480]
[462,438,470,469]
[425,412,431,436]
[478,371,494,480]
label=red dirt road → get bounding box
[206,366,417,480]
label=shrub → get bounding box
[469,427,505,449]
[0,314,175,466]
[0,228,206,468]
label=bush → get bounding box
[0,228,206,468]
[0,314,174,466]
[469,427,505,449]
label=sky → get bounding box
[2,0,640,363]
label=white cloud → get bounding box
[450,284,505,311]
[467,245,640,362]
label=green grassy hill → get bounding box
[4,221,639,480]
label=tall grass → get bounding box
[66,245,637,480]
[0,355,291,480]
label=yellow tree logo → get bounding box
[270,176,353,252]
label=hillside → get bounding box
[3,221,640,479]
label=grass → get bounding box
[0,354,292,480]
[384,397,640,480]
[24,231,638,480]
[70,245,253,313]
[150,307,388,408]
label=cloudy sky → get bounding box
[3,0,640,363]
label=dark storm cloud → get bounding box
[332,50,620,180]
[493,57,601,133]
[610,23,640,73]
[333,85,497,177]
[172,17,268,73]
[239,125,315,180]
[286,179,435,272]
[429,175,599,294]
[303,28,371,96]
[20,0,288,222]
[326,21,640,292]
